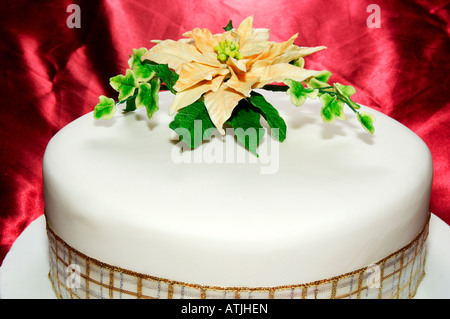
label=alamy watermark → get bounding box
[170,121,280,174]
[66,4,81,29]
[367,4,381,28]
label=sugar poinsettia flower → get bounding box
[142,16,326,134]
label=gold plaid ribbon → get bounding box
[47,215,429,299]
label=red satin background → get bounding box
[1,0,449,266]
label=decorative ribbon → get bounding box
[47,215,429,299]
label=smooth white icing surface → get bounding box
[43,91,432,287]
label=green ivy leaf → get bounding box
[290,57,305,68]
[315,71,332,83]
[136,78,161,119]
[228,101,265,157]
[334,82,360,110]
[284,79,318,107]
[109,69,137,100]
[169,100,215,149]
[147,63,179,94]
[334,82,355,97]
[128,48,156,82]
[248,91,287,142]
[357,112,376,134]
[93,95,116,120]
[306,70,332,90]
[223,20,233,31]
[319,93,346,122]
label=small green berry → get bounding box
[217,53,227,62]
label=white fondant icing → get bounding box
[43,91,432,286]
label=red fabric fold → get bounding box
[1,0,449,265]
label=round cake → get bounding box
[43,90,432,299]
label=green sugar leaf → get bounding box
[319,93,346,123]
[291,57,305,68]
[334,82,356,97]
[306,70,332,90]
[93,95,116,120]
[284,79,318,107]
[334,82,360,110]
[228,101,265,157]
[248,91,287,142]
[169,100,215,149]
[136,78,160,119]
[315,70,332,84]
[223,20,233,31]
[110,69,137,100]
[357,111,376,134]
[128,48,147,69]
[147,63,179,94]
[128,48,156,82]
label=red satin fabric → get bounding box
[1,0,449,265]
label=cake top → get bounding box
[93,15,375,156]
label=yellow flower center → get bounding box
[214,40,244,62]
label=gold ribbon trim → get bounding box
[47,215,429,299]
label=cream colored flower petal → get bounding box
[204,85,245,134]
[239,29,270,57]
[240,40,268,57]
[169,75,225,115]
[216,30,240,44]
[226,57,251,74]
[192,51,223,68]
[272,45,327,67]
[226,67,260,97]
[272,46,298,65]
[270,45,298,65]
[249,59,272,70]
[254,63,322,88]
[178,38,195,44]
[251,45,326,68]
[252,28,270,42]
[271,45,326,65]
[142,40,200,73]
[211,32,224,44]
[236,15,254,42]
[174,62,229,92]
[252,34,298,63]
[182,28,219,54]
[297,45,327,57]
[237,16,269,58]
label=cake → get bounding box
[42,16,432,299]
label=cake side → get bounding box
[43,91,432,287]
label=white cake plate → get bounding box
[1,214,449,299]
